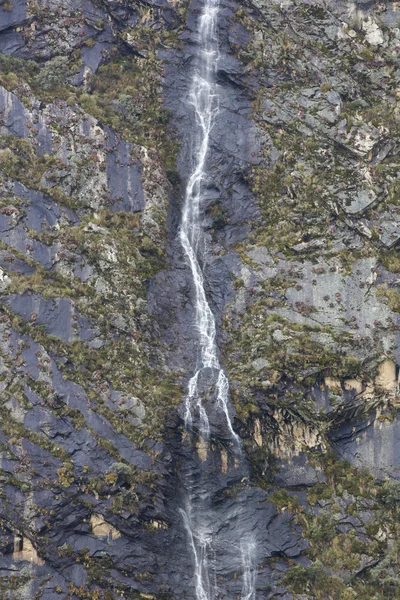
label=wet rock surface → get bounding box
[0,0,400,598]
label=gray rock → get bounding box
[276,454,327,488]
[252,358,270,371]
[0,0,27,33]
[336,188,377,214]
[4,293,99,342]
[105,128,145,213]
[332,413,400,480]
[0,85,28,138]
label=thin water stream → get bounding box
[178,1,257,598]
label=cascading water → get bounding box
[178,1,256,598]
[179,0,239,445]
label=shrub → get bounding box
[1,1,13,11]
[118,93,143,125]
[35,56,69,91]
[109,462,131,478]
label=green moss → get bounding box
[376,285,400,312]
[0,574,32,593]
[246,142,354,256]
[379,248,400,273]
[207,200,228,232]
[0,52,38,90]
[269,489,300,512]
[0,135,76,209]
[0,405,70,463]
[247,445,278,489]
[2,300,181,448]
[283,561,347,600]
[26,379,86,429]
[0,44,180,184]
[275,452,400,599]
[34,56,71,91]
[82,56,179,171]
[224,305,363,426]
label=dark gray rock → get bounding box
[0,28,25,54]
[4,293,99,342]
[275,453,327,488]
[332,413,400,480]
[105,128,145,212]
[0,249,35,274]
[0,0,27,33]
[0,85,28,138]
[13,183,62,232]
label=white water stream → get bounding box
[179,0,239,445]
[178,1,256,598]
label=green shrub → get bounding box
[109,462,131,479]
[1,0,13,11]
[35,56,69,91]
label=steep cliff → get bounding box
[1,0,400,599]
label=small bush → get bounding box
[35,56,69,91]
[109,462,131,478]
[1,1,13,11]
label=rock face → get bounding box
[1,0,400,598]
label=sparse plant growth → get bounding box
[0,0,400,597]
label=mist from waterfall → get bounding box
[178,1,257,598]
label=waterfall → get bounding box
[178,1,257,598]
[179,0,239,444]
